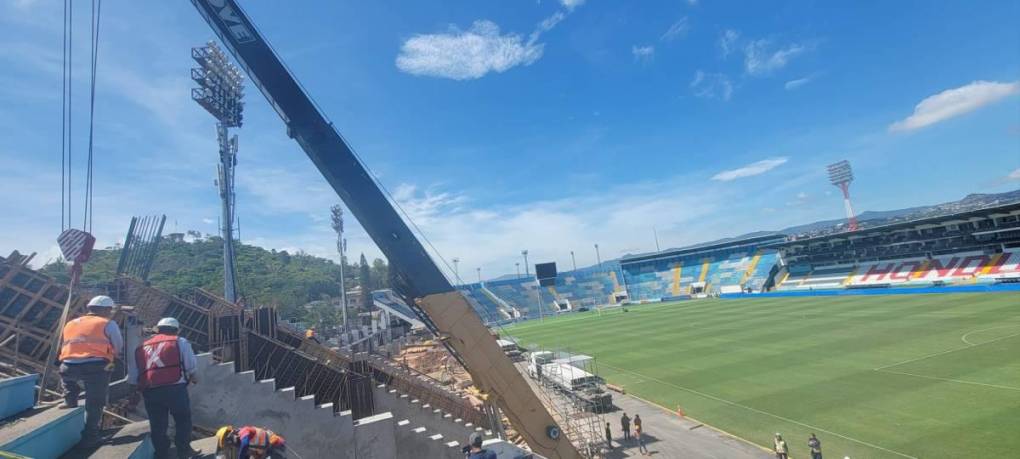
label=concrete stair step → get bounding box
[168,435,220,459]
[59,421,151,459]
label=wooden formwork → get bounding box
[0,253,87,375]
[111,277,211,350]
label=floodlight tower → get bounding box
[827,160,858,231]
[192,41,245,303]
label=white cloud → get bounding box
[690,70,733,101]
[1008,168,1020,180]
[785,75,814,90]
[379,176,745,278]
[744,39,808,76]
[560,0,586,11]
[396,21,543,80]
[888,80,1020,132]
[632,45,655,62]
[711,157,789,181]
[719,29,740,57]
[661,17,689,42]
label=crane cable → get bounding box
[82,0,101,233]
[61,0,71,231]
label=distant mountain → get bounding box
[778,189,1020,237]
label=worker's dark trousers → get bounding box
[59,361,111,439]
[142,383,192,459]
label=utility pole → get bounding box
[476,267,481,284]
[331,204,348,330]
[570,250,577,271]
[515,262,521,279]
[452,257,460,286]
[595,243,602,268]
[192,41,244,303]
[522,250,530,277]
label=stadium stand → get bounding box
[775,201,1020,290]
[458,283,518,324]
[550,262,626,309]
[620,235,788,300]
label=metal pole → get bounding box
[339,238,347,330]
[595,243,601,268]
[218,123,239,303]
[653,226,661,252]
[476,267,481,284]
[570,251,577,271]
[515,262,520,279]
[522,250,530,277]
[452,257,460,286]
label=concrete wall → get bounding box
[353,412,396,459]
[190,354,356,459]
[189,353,538,459]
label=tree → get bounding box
[359,253,372,310]
[371,258,389,290]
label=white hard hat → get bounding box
[87,295,116,308]
[156,317,180,330]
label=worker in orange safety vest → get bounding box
[216,425,287,459]
[58,295,123,448]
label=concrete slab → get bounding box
[60,421,151,459]
[353,412,396,459]
[603,393,771,459]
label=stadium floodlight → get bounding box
[827,160,858,231]
[521,250,530,277]
[192,40,245,303]
[192,41,244,127]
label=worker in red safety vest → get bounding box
[129,317,200,459]
[216,425,287,459]
[58,295,123,448]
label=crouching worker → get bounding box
[130,317,199,459]
[216,425,287,459]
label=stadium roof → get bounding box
[772,201,1020,247]
[621,234,787,265]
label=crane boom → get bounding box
[189,1,582,457]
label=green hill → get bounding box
[40,235,388,321]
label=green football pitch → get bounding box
[505,293,1020,459]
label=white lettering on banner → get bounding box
[145,342,167,370]
[204,0,255,43]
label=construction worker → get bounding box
[130,317,199,459]
[463,432,495,459]
[58,295,123,447]
[215,425,287,459]
[774,433,789,459]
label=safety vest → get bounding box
[59,315,114,362]
[239,426,284,452]
[135,334,185,389]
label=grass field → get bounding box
[505,293,1020,458]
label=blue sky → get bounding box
[1,0,1018,280]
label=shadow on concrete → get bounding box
[602,433,662,458]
